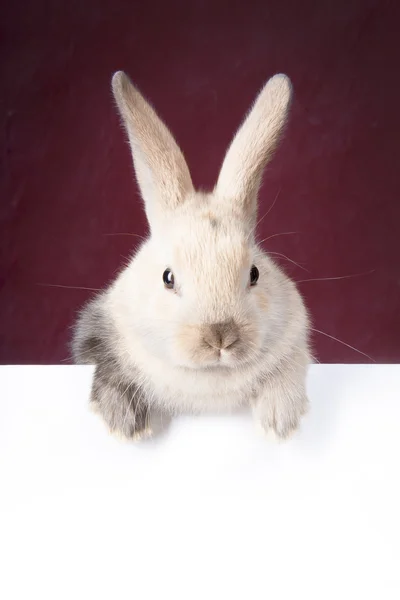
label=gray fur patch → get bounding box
[72,296,151,439]
[210,217,218,229]
[91,365,150,438]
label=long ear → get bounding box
[112,71,194,224]
[216,74,292,224]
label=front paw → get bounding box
[91,369,152,441]
[273,395,309,439]
[253,387,309,440]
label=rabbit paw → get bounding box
[253,380,309,440]
[90,369,153,442]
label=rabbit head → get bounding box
[109,72,299,372]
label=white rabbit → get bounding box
[73,71,311,440]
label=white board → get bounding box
[0,364,399,599]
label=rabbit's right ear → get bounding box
[216,74,292,228]
[112,72,194,226]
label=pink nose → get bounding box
[203,319,239,350]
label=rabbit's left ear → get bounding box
[112,71,194,225]
[216,74,292,225]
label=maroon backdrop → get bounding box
[1,0,399,364]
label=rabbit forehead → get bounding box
[162,213,251,269]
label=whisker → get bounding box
[268,251,310,272]
[282,356,309,372]
[294,344,317,364]
[104,232,146,240]
[69,342,106,363]
[297,270,375,284]
[256,188,281,228]
[258,231,298,245]
[311,327,375,362]
[37,283,101,292]
[60,356,73,363]
[121,381,137,431]
[132,387,143,431]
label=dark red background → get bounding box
[1,0,399,364]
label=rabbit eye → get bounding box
[250,265,259,286]
[163,268,175,289]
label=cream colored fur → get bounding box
[73,71,311,440]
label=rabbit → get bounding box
[72,71,311,441]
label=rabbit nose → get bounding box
[204,319,240,350]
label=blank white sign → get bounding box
[0,364,399,599]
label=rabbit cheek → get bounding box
[233,323,262,364]
[252,288,269,313]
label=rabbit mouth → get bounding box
[184,342,257,371]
